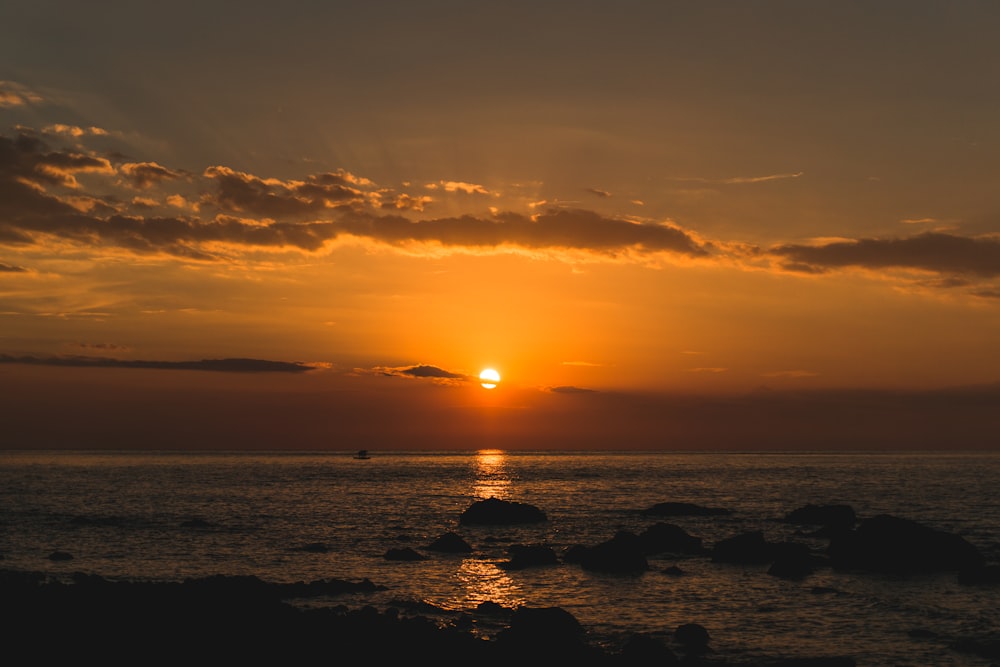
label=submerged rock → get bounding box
[424,531,473,553]
[828,514,985,574]
[571,530,649,574]
[499,544,559,570]
[384,547,427,561]
[638,522,708,555]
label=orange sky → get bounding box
[1,2,999,450]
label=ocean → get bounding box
[1,450,997,665]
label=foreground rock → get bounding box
[495,606,606,661]
[0,569,858,666]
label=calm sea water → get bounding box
[1,450,998,665]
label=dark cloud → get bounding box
[0,132,112,188]
[202,166,368,219]
[297,172,371,200]
[339,209,707,256]
[0,225,36,244]
[5,206,341,257]
[0,130,712,261]
[772,233,1000,278]
[396,364,466,379]
[10,128,998,290]
[4,204,707,260]
[0,261,28,272]
[203,166,327,218]
[119,162,184,188]
[0,355,315,373]
[547,385,596,393]
[383,193,432,212]
[0,139,710,262]
[778,261,827,275]
[42,124,108,138]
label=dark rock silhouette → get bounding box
[947,636,1000,662]
[568,530,649,574]
[767,541,818,579]
[783,504,857,531]
[663,565,685,576]
[499,544,559,570]
[637,521,708,555]
[459,497,547,525]
[496,606,604,661]
[640,501,731,517]
[711,530,776,564]
[674,622,711,653]
[754,658,857,666]
[957,563,1000,585]
[828,514,985,574]
[424,531,473,553]
[475,600,510,616]
[619,632,680,665]
[0,568,863,666]
[384,547,427,561]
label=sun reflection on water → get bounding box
[472,449,512,500]
[450,557,527,611]
[445,449,528,614]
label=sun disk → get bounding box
[479,368,501,389]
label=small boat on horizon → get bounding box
[353,449,371,459]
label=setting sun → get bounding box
[479,368,501,389]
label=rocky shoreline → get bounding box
[2,568,859,666]
[5,498,999,666]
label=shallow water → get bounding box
[1,450,998,664]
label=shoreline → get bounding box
[2,568,868,666]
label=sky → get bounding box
[1,0,999,451]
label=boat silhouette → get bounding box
[353,449,371,459]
